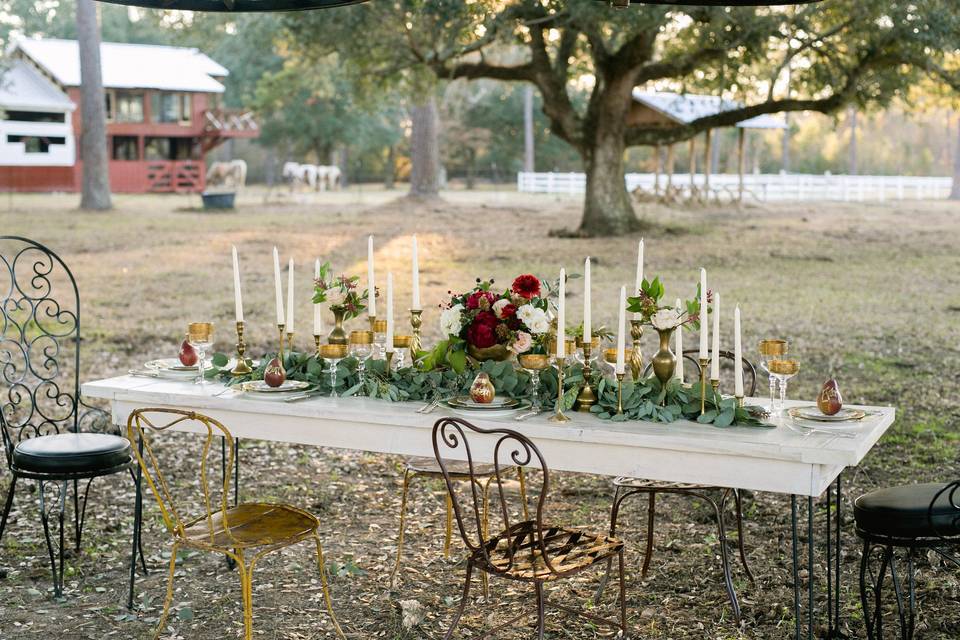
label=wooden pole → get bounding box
[654,143,661,195]
[689,136,697,200]
[703,129,712,193]
[666,144,675,193]
[737,128,746,204]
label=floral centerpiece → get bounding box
[439,274,552,363]
[312,261,368,344]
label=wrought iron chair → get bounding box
[127,408,346,640]
[855,480,960,639]
[0,236,144,598]
[597,349,758,624]
[390,456,529,596]
[433,417,627,639]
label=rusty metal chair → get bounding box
[127,408,345,640]
[433,417,627,639]
[597,350,758,624]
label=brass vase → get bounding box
[651,328,677,386]
[467,343,512,362]
[328,307,348,345]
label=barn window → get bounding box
[112,136,140,161]
[3,111,65,123]
[111,91,144,123]
[151,93,193,124]
[7,135,67,153]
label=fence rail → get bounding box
[517,172,954,202]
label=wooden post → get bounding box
[703,129,712,194]
[654,143,661,195]
[737,128,745,204]
[666,144,675,194]
[689,136,697,192]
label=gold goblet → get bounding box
[187,322,214,387]
[319,343,348,397]
[759,339,788,411]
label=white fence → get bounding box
[517,172,954,202]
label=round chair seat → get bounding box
[13,432,131,475]
[404,456,497,477]
[854,483,960,540]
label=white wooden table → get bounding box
[84,375,896,640]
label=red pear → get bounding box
[178,338,198,366]
[817,379,843,415]
[263,357,286,388]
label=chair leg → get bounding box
[313,534,347,640]
[732,489,754,582]
[641,492,656,581]
[517,466,530,521]
[480,477,492,598]
[444,491,453,559]
[535,581,546,640]
[153,540,179,640]
[617,549,629,638]
[860,539,876,640]
[390,469,413,588]
[128,466,147,610]
[0,472,17,545]
[237,550,253,640]
[596,485,629,604]
[38,480,66,597]
[711,492,741,625]
[888,549,909,640]
[442,559,473,640]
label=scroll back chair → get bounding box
[0,236,144,599]
[855,479,960,639]
[127,408,345,640]
[432,417,627,639]
[600,349,758,624]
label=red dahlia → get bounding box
[511,274,541,300]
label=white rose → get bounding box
[650,308,682,331]
[440,304,465,337]
[492,298,511,319]
[519,306,550,334]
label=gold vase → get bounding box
[467,343,512,362]
[651,328,677,386]
[328,308,348,345]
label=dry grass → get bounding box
[0,188,958,639]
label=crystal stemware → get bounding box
[769,357,800,414]
[319,343,348,397]
[758,339,788,411]
[518,353,551,415]
[393,335,412,369]
[371,318,387,360]
[349,330,374,391]
[187,322,214,387]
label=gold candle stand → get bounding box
[711,378,720,395]
[368,315,378,334]
[314,334,322,358]
[736,395,745,408]
[575,338,597,412]
[231,321,253,376]
[548,357,571,423]
[385,350,395,370]
[275,323,287,376]
[699,357,709,415]
[629,320,644,381]
[616,373,625,415]
[286,331,296,354]
[409,309,423,358]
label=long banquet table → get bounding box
[84,374,897,640]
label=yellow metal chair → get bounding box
[127,408,346,640]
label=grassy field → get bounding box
[0,188,958,639]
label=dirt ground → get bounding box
[0,187,958,639]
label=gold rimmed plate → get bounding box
[144,358,207,378]
[241,380,311,394]
[445,399,530,417]
[451,396,519,409]
[788,406,867,423]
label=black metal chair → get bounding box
[432,416,628,640]
[855,480,960,639]
[597,349,758,624]
[0,236,144,599]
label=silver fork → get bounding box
[515,409,540,422]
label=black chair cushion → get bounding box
[13,433,131,475]
[854,483,960,540]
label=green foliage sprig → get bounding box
[312,261,368,321]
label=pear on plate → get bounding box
[178,338,198,367]
[817,379,843,415]
[264,357,286,388]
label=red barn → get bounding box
[0,38,258,193]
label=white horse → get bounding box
[323,165,342,190]
[314,165,329,191]
[206,159,247,191]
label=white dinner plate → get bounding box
[788,406,867,423]
[451,396,519,409]
[445,399,530,417]
[241,380,311,394]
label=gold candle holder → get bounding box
[368,315,378,334]
[616,372,625,415]
[736,395,745,408]
[314,334,322,358]
[277,323,286,360]
[286,331,296,354]
[548,357,571,423]
[699,357,709,415]
[385,350,395,370]
[409,309,422,357]
[574,337,598,412]
[711,378,720,395]
[231,321,253,376]
[629,320,644,381]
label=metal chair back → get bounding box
[930,481,960,542]
[432,417,569,577]
[683,349,758,396]
[0,236,81,466]
[127,408,238,547]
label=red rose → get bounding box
[466,290,497,310]
[500,303,517,318]
[474,311,499,327]
[511,274,541,300]
[467,320,498,348]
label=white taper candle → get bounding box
[287,258,295,334]
[734,304,744,397]
[699,268,709,359]
[711,291,721,380]
[386,272,394,352]
[675,298,684,381]
[583,256,591,344]
[633,239,644,320]
[615,286,626,375]
[367,235,376,318]
[411,235,421,310]
[557,268,566,358]
[314,259,322,336]
[273,247,284,326]
[232,246,243,323]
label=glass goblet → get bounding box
[349,331,374,389]
[371,318,387,359]
[518,353,551,415]
[769,357,800,414]
[758,340,788,411]
[187,322,214,386]
[393,335,412,369]
[319,344,348,397]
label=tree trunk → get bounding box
[578,114,639,236]
[76,0,111,210]
[848,107,858,176]
[523,85,535,173]
[950,112,960,200]
[384,145,396,189]
[408,96,440,198]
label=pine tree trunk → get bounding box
[408,96,440,198]
[523,85,535,173]
[950,112,960,200]
[848,107,858,176]
[76,0,111,210]
[384,145,396,189]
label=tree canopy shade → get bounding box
[94,0,365,10]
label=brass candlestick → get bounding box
[286,331,296,354]
[409,309,422,358]
[549,357,571,423]
[616,372,625,415]
[575,338,597,412]
[699,357,709,415]
[736,395,745,408]
[629,320,644,381]
[711,378,720,395]
[231,321,253,376]
[385,350,395,371]
[314,334,322,358]
[277,323,286,360]
[368,315,377,334]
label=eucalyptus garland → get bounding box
[208,352,767,428]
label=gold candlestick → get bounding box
[736,395,745,408]
[699,357,709,415]
[711,378,720,395]
[314,334,322,358]
[629,320,644,381]
[385,350,395,371]
[231,321,253,376]
[616,372,625,415]
[286,331,296,354]
[575,338,597,412]
[368,315,377,334]
[277,323,286,359]
[548,357,571,423]
[409,309,422,359]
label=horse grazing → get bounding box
[206,159,248,191]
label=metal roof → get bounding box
[0,59,75,111]
[13,38,228,93]
[96,0,366,10]
[632,90,788,130]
